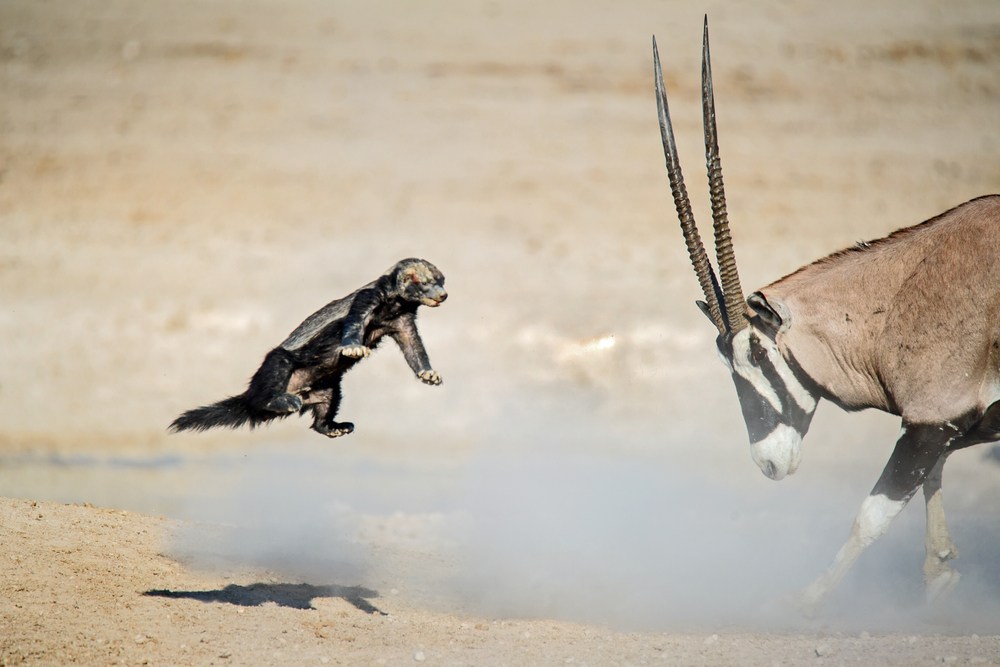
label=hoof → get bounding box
[783,584,825,619]
[417,369,442,385]
[925,569,960,604]
[313,421,355,438]
[264,393,303,414]
[756,591,819,625]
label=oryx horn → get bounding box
[653,19,748,336]
[700,17,748,333]
[652,34,726,335]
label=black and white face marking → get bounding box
[719,327,818,480]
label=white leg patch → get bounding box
[855,493,906,546]
[796,493,908,610]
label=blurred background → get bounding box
[2,0,999,630]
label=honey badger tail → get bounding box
[169,395,259,432]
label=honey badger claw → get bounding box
[312,421,355,438]
[418,370,442,385]
[341,345,371,359]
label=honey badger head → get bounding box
[392,258,448,307]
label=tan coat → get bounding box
[763,195,1000,423]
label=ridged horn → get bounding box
[653,35,726,335]
[701,17,748,334]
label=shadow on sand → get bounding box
[144,582,384,614]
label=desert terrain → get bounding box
[2,0,1000,664]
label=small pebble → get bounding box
[703,634,719,645]
[134,635,147,645]
[413,650,426,662]
[814,643,831,657]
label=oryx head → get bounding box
[654,20,817,480]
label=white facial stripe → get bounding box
[773,354,817,413]
[730,331,783,413]
[729,328,818,415]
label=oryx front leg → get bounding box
[797,423,955,612]
[922,454,960,601]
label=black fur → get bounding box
[170,258,446,438]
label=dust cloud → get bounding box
[164,390,1000,634]
[169,449,370,585]
[447,436,1000,634]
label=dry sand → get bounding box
[2,0,1000,664]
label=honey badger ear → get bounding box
[401,267,421,284]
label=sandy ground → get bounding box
[5,496,1000,667]
[2,0,1000,664]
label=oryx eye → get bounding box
[750,345,767,366]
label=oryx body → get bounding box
[654,21,1000,609]
[762,196,1000,431]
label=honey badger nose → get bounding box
[438,291,448,302]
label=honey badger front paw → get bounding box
[417,370,442,385]
[340,345,371,359]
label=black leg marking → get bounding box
[872,422,960,502]
[957,400,1000,448]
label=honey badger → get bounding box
[170,258,447,438]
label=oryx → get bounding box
[653,20,1000,609]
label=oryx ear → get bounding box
[695,300,717,328]
[746,292,790,334]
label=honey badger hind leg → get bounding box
[307,380,354,438]
[246,347,303,414]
